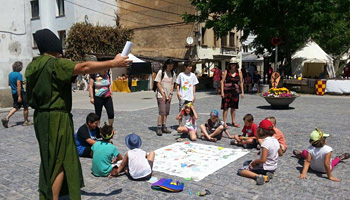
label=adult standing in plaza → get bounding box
[176,61,199,126]
[25,29,131,200]
[89,69,114,126]
[221,57,244,127]
[155,59,176,136]
[211,65,222,94]
[2,61,33,128]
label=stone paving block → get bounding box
[0,93,350,199]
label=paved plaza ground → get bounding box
[0,91,349,199]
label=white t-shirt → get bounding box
[176,72,199,101]
[128,148,152,179]
[307,145,333,173]
[155,70,176,99]
[260,136,280,171]
[184,114,196,130]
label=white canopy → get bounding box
[128,53,146,63]
[291,40,335,78]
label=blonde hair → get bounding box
[265,116,276,126]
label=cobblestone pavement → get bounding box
[0,91,349,199]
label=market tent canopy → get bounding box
[291,40,335,78]
[128,54,152,75]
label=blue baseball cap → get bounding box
[210,110,219,117]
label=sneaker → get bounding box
[162,126,172,134]
[256,175,265,185]
[265,172,274,182]
[1,118,9,128]
[293,149,302,158]
[156,127,162,136]
[339,153,350,161]
[22,120,34,126]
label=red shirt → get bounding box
[242,123,258,137]
[211,68,222,81]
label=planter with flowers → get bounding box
[261,87,299,108]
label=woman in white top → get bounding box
[155,59,176,136]
[117,133,155,181]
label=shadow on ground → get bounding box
[256,105,295,110]
[81,188,123,196]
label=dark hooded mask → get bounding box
[34,29,63,55]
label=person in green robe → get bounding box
[25,29,131,200]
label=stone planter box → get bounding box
[262,96,299,108]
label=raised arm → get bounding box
[191,105,198,120]
[73,54,131,76]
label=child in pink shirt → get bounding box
[266,117,287,154]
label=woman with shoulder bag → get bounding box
[154,59,176,136]
[221,57,244,128]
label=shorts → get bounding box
[237,160,275,175]
[81,146,92,158]
[126,160,154,181]
[238,135,258,148]
[12,92,28,109]
[157,98,171,116]
[206,128,223,140]
[179,100,192,111]
[213,80,221,89]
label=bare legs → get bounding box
[177,126,197,141]
[108,118,114,126]
[223,108,237,125]
[52,167,64,200]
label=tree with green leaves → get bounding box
[183,0,350,75]
[65,23,133,61]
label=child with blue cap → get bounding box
[199,110,234,142]
[117,133,155,181]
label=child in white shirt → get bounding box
[176,61,199,126]
[237,119,282,185]
[294,128,349,182]
[176,103,198,141]
[117,133,155,181]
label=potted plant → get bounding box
[261,87,299,108]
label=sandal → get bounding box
[232,123,240,128]
[339,153,350,161]
[209,137,217,142]
[293,149,302,159]
[230,140,238,145]
[197,189,211,196]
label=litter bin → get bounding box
[259,84,269,93]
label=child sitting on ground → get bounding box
[91,123,123,177]
[265,116,287,154]
[200,110,234,142]
[231,114,258,148]
[237,119,282,185]
[117,133,155,181]
[294,128,349,182]
[75,113,101,158]
[176,103,198,141]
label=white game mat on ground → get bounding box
[153,142,249,181]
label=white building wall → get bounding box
[0,0,32,90]
[0,0,118,107]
